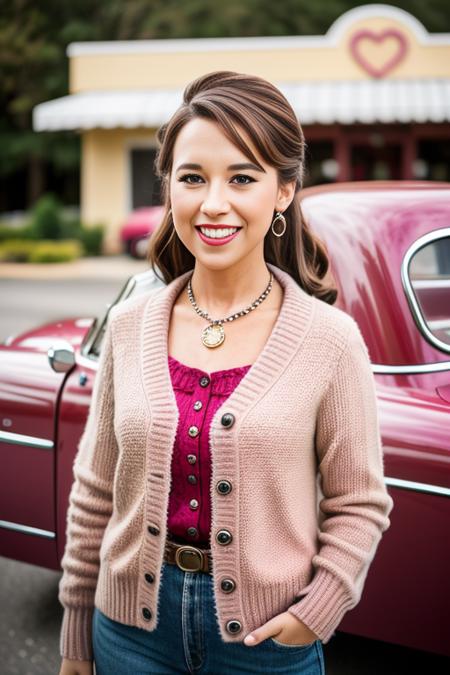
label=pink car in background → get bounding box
[0,181,449,656]
[120,204,165,257]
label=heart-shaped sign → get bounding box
[349,28,408,78]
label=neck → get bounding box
[187,259,273,318]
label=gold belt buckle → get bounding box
[174,545,204,572]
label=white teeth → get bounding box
[199,227,239,239]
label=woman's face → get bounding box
[169,117,294,271]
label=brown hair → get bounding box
[147,70,337,305]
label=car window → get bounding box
[89,268,166,359]
[405,231,450,352]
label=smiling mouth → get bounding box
[195,225,243,239]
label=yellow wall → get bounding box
[82,129,156,254]
[70,16,450,93]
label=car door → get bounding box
[0,345,66,569]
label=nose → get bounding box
[200,182,230,216]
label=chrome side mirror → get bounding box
[47,341,76,373]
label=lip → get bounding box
[195,224,242,229]
[195,225,242,247]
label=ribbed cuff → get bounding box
[60,606,94,661]
[287,567,355,644]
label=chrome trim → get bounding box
[0,519,55,539]
[372,361,450,374]
[48,339,76,373]
[0,430,53,449]
[80,275,138,359]
[401,226,450,355]
[385,477,450,498]
[80,267,164,360]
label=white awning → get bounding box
[33,78,450,130]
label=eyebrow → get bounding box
[176,162,266,173]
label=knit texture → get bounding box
[167,355,251,546]
[58,262,394,661]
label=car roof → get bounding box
[299,180,450,199]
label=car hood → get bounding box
[2,317,96,354]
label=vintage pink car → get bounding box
[120,205,165,258]
[1,181,449,657]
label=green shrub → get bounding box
[0,238,84,263]
[28,194,64,240]
[0,224,26,242]
[79,223,105,256]
[0,239,35,262]
[28,239,84,263]
[0,197,105,257]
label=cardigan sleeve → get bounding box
[58,309,119,661]
[287,319,394,643]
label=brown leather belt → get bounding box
[164,539,213,574]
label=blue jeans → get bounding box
[92,560,325,674]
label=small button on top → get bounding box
[187,454,197,465]
[147,524,160,536]
[187,526,198,537]
[188,425,199,438]
[188,474,197,484]
[193,401,203,411]
[221,413,235,428]
[144,573,155,584]
[199,376,210,387]
[189,499,199,510]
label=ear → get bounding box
[275,180,296,213]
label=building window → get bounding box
[350,142,403,180]
[130,148,162,209]
[304,142,336,186]
[414,141,450,181]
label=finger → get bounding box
[244,634,258,646]
[244,620,281,647]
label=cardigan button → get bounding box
[220,578,236,593]
[188,425,199,438]
[189,499,199,510]
[221,413,235,428]
[226,619,242,634]
[144,573,155,583]
[216,480,232,495]
[142,607,152,621]
[216,529,232,545]
[188,474,197,485]
[199,376,210,387]
[193,400,202,411]
[187,526,198,537]
[187,454,197,465]
[147,524,160,536]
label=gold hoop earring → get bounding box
[271,211,286,237]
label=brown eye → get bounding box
[178,174,203,184]
[231,175,255,185]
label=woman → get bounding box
[58,71,394,675]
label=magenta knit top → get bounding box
[167,354,252,547]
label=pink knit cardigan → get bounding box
[58,262,394,661]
